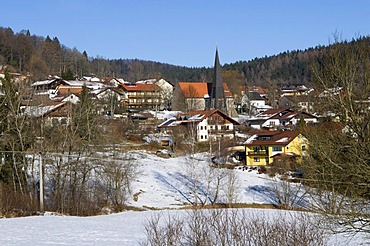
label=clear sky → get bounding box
[2,0,370,67]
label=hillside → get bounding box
[0,150,367,245]
[1,26,369,87]
[0,27,210,82]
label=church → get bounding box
[174,49,237,117]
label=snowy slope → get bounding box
[127,151,307,209]
[0,209,366,245]
[0,151,367,245]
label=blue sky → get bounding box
[2,0,370,67]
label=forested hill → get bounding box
[225,35,370,88]
[1,26,369,87]
[0,27,210,82]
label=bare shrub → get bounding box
[142,209,326,246]
[43,151,139,215]
[97,152,139,208]
[272,177,307,210]
[143,213,184,246]
[0,183,38,217]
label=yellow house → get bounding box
[244,131,307,166]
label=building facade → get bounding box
[244,131,307,166]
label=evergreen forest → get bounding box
[1,26,369,89]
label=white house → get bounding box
[243,91,272,115]
[158,109,240,142]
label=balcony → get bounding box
[247,150,268,156]
[208,129,234,134]
[128,94,160,99]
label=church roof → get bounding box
[178,82,209,98]
[178,82,233,98]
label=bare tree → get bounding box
[98,151,139,209]
[304,34,370,233]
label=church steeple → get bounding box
[211,48,226,112]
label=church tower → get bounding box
[211,48,227,113]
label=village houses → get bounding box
[246,108,318,130]
[4,48,346,171]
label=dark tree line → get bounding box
[1,26,369,89]
[224,36,370,88]
[0,27,211,83]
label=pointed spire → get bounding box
[211,48,226,112]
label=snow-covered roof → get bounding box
[146,110,183,120]
[244,131,299,146]
[64,80,84,86]
[157,117,179,127]
[188,114,204,120]
[276,137,289,142]
[22,102,65,117]
[136,79,156,84]
[31,79,56,86]
[244,134,257,144]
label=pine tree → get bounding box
[0,71,33,193]
[61,68,74,80]
[73,84,98,145]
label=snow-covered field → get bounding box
[0,151,368,245]
[127,151,285,209]
[1,208,366,245]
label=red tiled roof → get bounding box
[279,112,299,120]
[179,109,218,118]
[179,82,233,98]
[179,109,240,125]
[258,108,291,116]
[57,85,83,95]
[279,111,317,120]
[179,82,209,98]
[223,83,233,98]
[120,83,159,92]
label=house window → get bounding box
[201,135,203,139]
[205,135,207,139]
[260,136,271,140]
[254,157,260,162]
[302,145,306,151]
[60,118,67,125]
[52,118,59,126]
[200,126,203,130]
[273,146,282,151]
[265,157,269,163]
[269,121,275,126]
